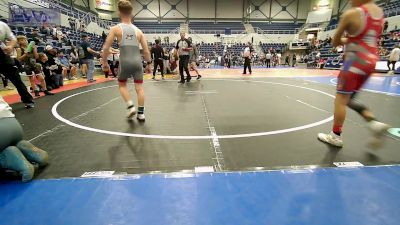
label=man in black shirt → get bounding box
[80,34,99,83]
[175,33,192,83]
[151,39,164,80]
[27,28,44,45]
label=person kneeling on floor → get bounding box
[0,96,49,182]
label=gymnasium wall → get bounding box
[131,0,312,21]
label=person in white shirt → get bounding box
[265,51,272,68]
[242,43,252,74]
[387,44,400,74]
[0,96,48,182]
[277,53,282,65]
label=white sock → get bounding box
[127,100,134,107]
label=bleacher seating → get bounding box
[9,24,109,53]
[383,0,400,17]
[260,43,286,53]
[189,22,245,34]
[251,22,303,31]
[134,22,180,33]
[226,43,246,55]
[197,43,224,56]
[327,0,400,31]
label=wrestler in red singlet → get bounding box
[337,5,383,94]
[318,0,390,148]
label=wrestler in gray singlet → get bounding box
[118,23,143,83]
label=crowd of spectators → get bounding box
[306,21,400,70]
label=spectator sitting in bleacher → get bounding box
[68,17,76,30]
[57,50,76,80]
[45,45,63,88]
[27,28,44,46]
[69,47,80,79]
[37,53,56,91]
[40,25,51,36]
[55,26,65,42]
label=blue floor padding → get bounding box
[299,75,400,95]
[1,166,400,225]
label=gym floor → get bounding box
[1,68,400,225]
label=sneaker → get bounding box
[368,121,391,136]
[34,90,40,97]
[197,75,202,80]
[367,121,391,149]
[63,78,68,81]
[44,90,54,96]
[186,77,191,83]
[127,105,137,119]
[152,77,156,80]
[317,131,343,148]
[178,80,185,84]
[137,114,145,122]
[25,103,35,109]
[71,76,78,80]
[162,77,165,80]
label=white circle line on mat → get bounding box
[52,79,334,139]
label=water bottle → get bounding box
[27,41,35,53]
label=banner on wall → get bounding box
[95,0,115,11]
[8,3,60,25]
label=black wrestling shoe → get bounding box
[44,90,54,95]
[25,103,35,109]
[178,80,185,84]
[197,75,202,80]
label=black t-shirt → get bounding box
[151,44,164,60]
[81,40,94,59]
[46,52,62,74]
[38,61,51,77]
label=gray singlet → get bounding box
[117,23,143,83]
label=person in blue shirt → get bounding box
[56,50,74,80]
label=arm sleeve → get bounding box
[175,41,180,49]
[4,24,16,41]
